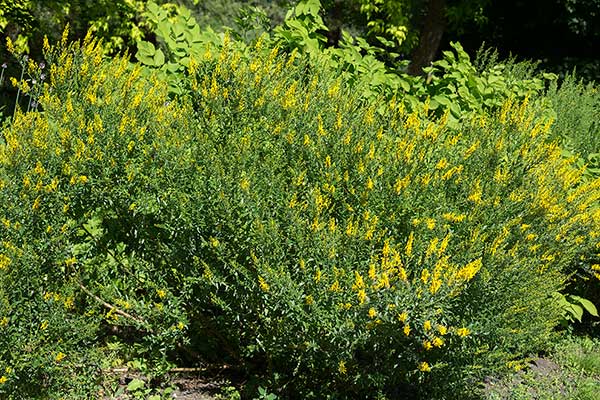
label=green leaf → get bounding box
[567,303,584,322]
[569,295,599,317]
[154,49,165,66]
[127,378,145,392]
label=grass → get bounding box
[484,334,600,400]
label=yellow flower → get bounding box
[405,232,414,257]
[357,289,367,304]
[437,325,448,335]
[403,324,411,336]
[55,352,66,362]
[457,327,471,337]
[432,337,444,347]
[418,361,431,372]
[456,258,482,282]
[258,276,270,292]
[368,308,377,319]
[425,218,436,230]
[423,340,433,350]
[32,196,41,211]
[353,271,365,289]
[240,177,250,192]
[157,289,166,299]
[423,320,432,331]
[0,254,10,270]
[435,158,448,170]
[64,257,77,267]
[397,312,408,323]
[314,269,322,283]
[0,375,7,384]
[338,360,347,375]
[305,295,314,306]
[40,320,49,330]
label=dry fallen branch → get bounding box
[77,280,152,332]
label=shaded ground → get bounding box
[102,336,600,399]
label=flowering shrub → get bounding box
[0,33,191,397]
[176,43,600,397]
[1,33,600,398]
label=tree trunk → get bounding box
[407,0,447,76]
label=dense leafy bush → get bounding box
[0,33,191,398]
[136,0,554,130]
[2,31,600,398]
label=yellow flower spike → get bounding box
[432,337,444,347]
[418,361,432,372]
[425,238,438,259]
[305,295,314,305]
[421,269,430,284]
[240,177,250,192]
[32,196,41,211]
[429,278,442,294]
[457,327,471,337]
[423,320,432,331]
[456,258,482,282]
[258,276,270,292]
[435,158,448,170]
[368,308,377,318]
[353,271,365,290]
[329,280,341,292]
[423,340,433,350]
[338,360,347,375]
[395,175,411,194]
[437,325,448,335]
[405,232,414,257]
[398,267,408,282]
[357,289,367,304]
[40,320,49,330]
[368,263,377,281]
[6,36,15,53]
[398,312,408,323]
[463,141,479,159]
[403,324,411,336]
[314,269,322,283]
[468,179,483,204]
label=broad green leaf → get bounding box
[127,378,145,392]
[569,295,599,317]
[153,49,165,66]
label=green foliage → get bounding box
[2,9,600,400]
[0,0,152,55]
[136,0,548,130]
[136,1,227,95]
[484,335,600,400]
[543,73,600,163]
[354,0,412,49]
[419,42,556,124]
[0,35,189,397]
[553,292,599,326]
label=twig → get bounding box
[101,365,233,374]
[77,280,152,332]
